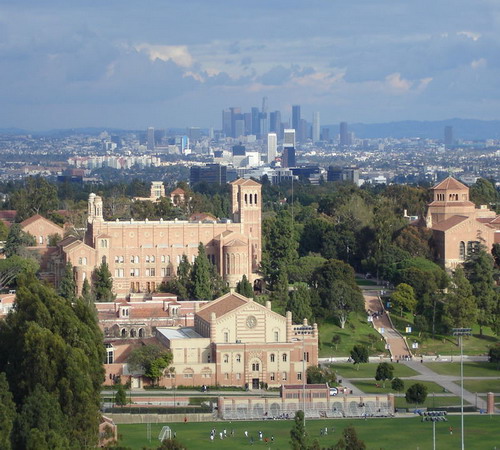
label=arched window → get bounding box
[161,255,165,263]
[282,353,287,362]
[150,255,155,263]
[134,256,140,264]
[254,193,258,204]
[82,257,87,265]
[121,329,127,338]
[130,329,136,338]
[252,362,260,371]
[223,354,229,363]
[244,193,248,204]
[138,328,145,338]
[145,255,150,263]
[236,354,241,363]
[270,354,275,363]
[459,241,466,260]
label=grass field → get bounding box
[394,395,467,409]
[390,313,498,356]
[117,415,500,449]
[424,362,500,377]
[350,379,444,394]
[462,379,500,393]
[330,362,418,379]
[318,313,389,357]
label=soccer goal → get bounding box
[158,426,172,441]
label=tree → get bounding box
[262,210,298,288]
[332,334,342,351]
[286,285,313,324]
[127,345,173,385]
[405,383,428,405]
[488,345,500,369]
[0,221,8,242]
[58,262,76,302]
[11,176,59,222]
[3,224,36,258]
[269,271,289,305]
[236,274,253,298]
[311,259,363,327]
[0,255,39,291]
[0,373,15,450]
[114,384,128,406]
[333,425,366,450]
[375,362,394,388]
[443,267,477,329]
[289,410,307,450]
[81,278,94,304]
[190,243,212,300]
[464,248,497,335]
[350,345,369,370]
[0,275,104,448]
[390,283,417,317]
[306,365,336,385]
[157,438,187,450]
[93,261,115,302]
[391,377,405,392]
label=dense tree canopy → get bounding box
[0,275,104,448]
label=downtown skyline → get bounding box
[1,0,499,130]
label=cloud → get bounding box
[384,73,413,93]
[457,31,481,41]
[134,44,193,68]
[471,58,487,70]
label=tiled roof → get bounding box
[224,239,247,247]
[427,201,475,208]
[171,188,186,195]
[432,177,468,191]
[196,293,248,321]
[230,178,261,187]
[20,214,45,227]
[0,211,17,222]
[432,215,468,231]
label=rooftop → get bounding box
[157,327,203,340]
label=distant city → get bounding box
[1,101,500,188]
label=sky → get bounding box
[1,0,499,130]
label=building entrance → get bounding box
[252,378,260,389]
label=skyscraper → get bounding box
[267,133,277,164]
[339,122,349,147]
[312,112,320,142]
[282,129,296,167]
[251,107,260,136]
[292,105,301,142]
[444,126,453,148]
[222,110,232,137]
[147,127,155,150]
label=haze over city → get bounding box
[1,0,500,130]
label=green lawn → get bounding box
[355,277,379,286]
[394,395,467,409]
[329,362,418,379]
[390,313,499,356]
[118,415,500,449]
[350,379,445,394]
[424,362,500,377]
[318,313,389,357]
[462,379,500,393]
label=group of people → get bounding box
[209,428,274,444]
[209,427,234,441]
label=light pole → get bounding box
[302,335,306,428]
[419,411,447,450]
[452,327,471,450]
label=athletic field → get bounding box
[118,414,500,449]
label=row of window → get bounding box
[115,255,197,264]
[223,353,288,364]
[114,267,173,278]
[223,331,281,343]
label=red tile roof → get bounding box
[196,293,248,321]
[432,177,468,191]
[432,215,469,231]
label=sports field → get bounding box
[118,415,500,449]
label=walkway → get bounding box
[363,290,411,359]
[402,360,491,412]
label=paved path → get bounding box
[401,361,496,412]
[363,290,411,359]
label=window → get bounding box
[161,255,165,263]
[150,255,155,263]
[252,363,260,371]
[459,241,465,260]
[39,236,43,244]
[145,255,150,263]
[177,255,181,264]
[270,372,275,381]
[105,344,114,364]
[236,354,241,363]
[274,331,279,342]
[130,268,140,277]
[130,255,135,263]
[150,268,155,277]
[297,372,302,381]
[115,255,120,263]
[114,269,124,278]
[100,239,107,248]
[224,332,229,343]
[223,354,229,363]
[282,353,287,362]
[270,354,275,363]
[236,373,241,380]
[224,373,229,380]
[134,256,139,264]
[282,372,287,381]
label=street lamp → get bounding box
[419,411,447,450]
[452,327,471,450]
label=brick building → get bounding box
[55,178,262,295]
